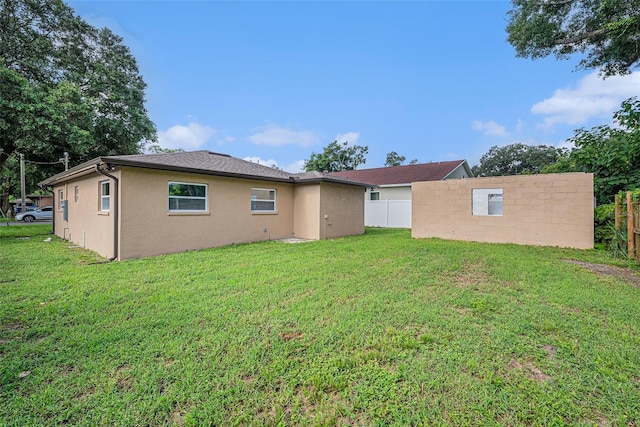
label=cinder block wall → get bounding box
[411,173,594,249]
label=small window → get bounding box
[100,180,110,212]
[58,189,64,209]
[74,186,79,203]
[370,191,380,201]
[251,188,276,212]
[168,182,207,211]
[472,188,503,216]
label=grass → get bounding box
[1,227,639,426]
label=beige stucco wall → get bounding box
[52,171,118,259]
[320,182,365,239]
[117,167,295,259]
[412,173,594,249]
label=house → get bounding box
[330,160,473,201]
[39,150,372,260]
[330,160,473,228]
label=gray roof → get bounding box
[39,150,375,187]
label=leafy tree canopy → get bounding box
[570,97,640,203]
[472,143,564,177]
[0,0,156,210]
[385,151,406,167]
[304,141,368,172]
[506,0,640,77]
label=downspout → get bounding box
[95,164,119,261]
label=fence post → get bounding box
[628,191,635,259]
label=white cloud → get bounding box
[532,71,640,128]
[158,122,215,150]
[471,120,508,136]
[217,136,236,145]
[243,156,281,169]
[249,125,319,146]
[515,119,524,132]
[335,132,360,145]
[283,160,306,173]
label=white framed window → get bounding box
[472,188,503,216]
[74,186,79,203]
[100,181,110,212]
[58,189,64,210]
[251,188,276,212]
[168,182,207,212]
[370,191,380,201]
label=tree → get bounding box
[0,0,156,212]
[385,151,406,167]
[472,143,564,177]
[409,159,419,165]
[304,140,368,172]
[569,97,640,203]
[506,0,640,77]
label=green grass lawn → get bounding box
[1,226,639,426]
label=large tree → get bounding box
[570,97,640,203]
[472,143,564,177]
[304,140,368,172]
[385,151,406,167]
[506,0,640,77]
[0,0,156,211]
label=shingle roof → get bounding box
[329,160,470,185]
[39,150,374,187]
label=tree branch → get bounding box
[554,27,611,45]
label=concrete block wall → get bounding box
[411,173,594,249]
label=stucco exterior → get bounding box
[411,173,594,249]
[50,163,367,260]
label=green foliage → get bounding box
[385,151,406,167]
[0,0,156,210]
[2,227,639,424]
[304,140,368,172]
[506,0,640,77]
[594,203,615,244]
[472,143,564,177]
[570,97,640,203]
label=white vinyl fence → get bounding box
[365,200,412,228]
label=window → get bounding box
[370,191,380,201]
[100,181,110,212]
[168,182,207,211]
[74,186,79,203]
[472,188,503,216]
[251,188,276,212]
[58,189,64,209]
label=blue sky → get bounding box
[69,0,639,172]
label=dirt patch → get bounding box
[564,260,640,288]
[279,331,304,341]
[507,359,552,383]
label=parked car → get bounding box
[16,206,53,222]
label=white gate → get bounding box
[365,200,411,228]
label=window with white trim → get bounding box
[74,186,79,203]
[100,181,110,211]
[472,188,503,216]
[168,182,207,212]
[370,191,380,201]
[251,188,276,212]
[58,189,64,209]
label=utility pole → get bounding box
[19,152,26,215]
[60,152,69,170]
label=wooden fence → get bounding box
[615,191,640,263]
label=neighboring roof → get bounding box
[39,150,374,188]
[329,160,472,186]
